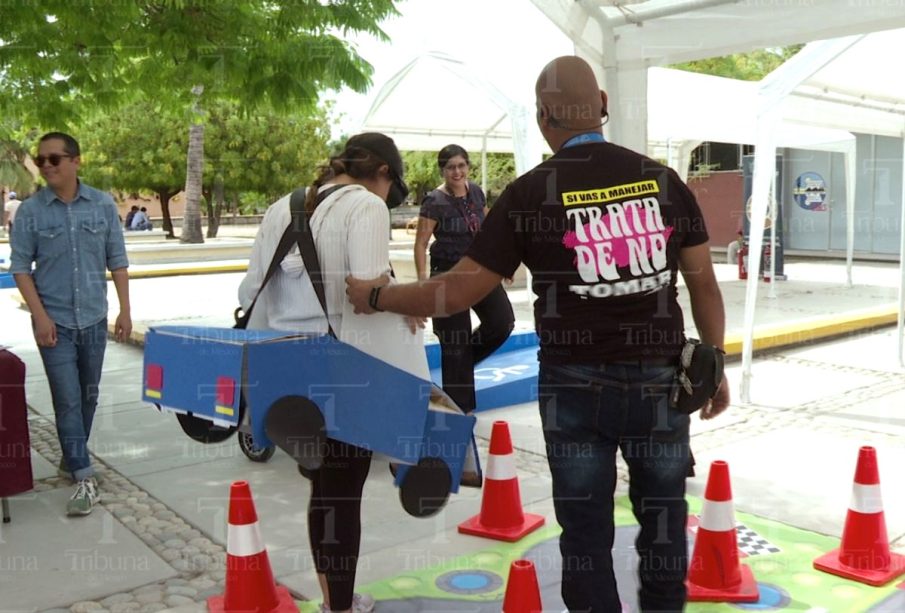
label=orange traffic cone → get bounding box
[458,421,545,542]
[813,446,905,586]
[687,461,758,602]
[502,559,543,613]
[208,481,297,613]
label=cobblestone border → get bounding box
[30,414,231,613]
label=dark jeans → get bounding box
[307,439,372,611]
[38,319,107,481]
[431,258,514,413]
[539,361,690,613]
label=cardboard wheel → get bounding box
[399,457,451,518]
[176,412,237,444]
[264,395,326,472]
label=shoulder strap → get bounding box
[289,185,348,338]
[238,185,346,334]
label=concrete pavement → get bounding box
[2,250,905,612]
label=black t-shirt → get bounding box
[466,141,709,364]
[420,181,486,263]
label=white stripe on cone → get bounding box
[485,453,516,481]
[227,522,266,557]
[850,483,884,514]
[699,500,736,532]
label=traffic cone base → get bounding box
[813,549,905,587]
[686,461,759,603]
[687,564,758,602]
[813,446,905,587]
[209,481,298,613]
[457,421,545,542]
[208,585,297,613]
[458,511,545,542]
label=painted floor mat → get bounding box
[298,496,905,612]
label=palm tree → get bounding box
[180,85,205,244]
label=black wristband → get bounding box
[368,285,385,312]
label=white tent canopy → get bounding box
[532,0,905,154]
[359,52,541,179]
[646,67,856,181]
[361,57,860,182]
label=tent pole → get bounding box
[845,142,856,287]
[741,109,779,404]
[897,128,905,367]
[768,172,777,299]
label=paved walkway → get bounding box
[1,253,905,612]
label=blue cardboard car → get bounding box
[142,325,481,518]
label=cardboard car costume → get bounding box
[142,311,481,518]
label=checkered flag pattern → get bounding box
[736,523,781,557]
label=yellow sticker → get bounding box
[145,389,161,399]
[215,405,235,416]
[562,180,659,207]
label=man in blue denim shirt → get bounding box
[10,132,132,516]
[349,56,730,612]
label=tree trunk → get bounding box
[180,120,205,244]
[157,189,176,238]
[206,178,224,239]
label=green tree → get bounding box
[0,124,37,194]
[78,100,332,237]
[402,151,441,204]
[0,1,400,242]
[472,153,517,206]
[79,102,188,237]
[201,100,332,236]
[672,46,802,81]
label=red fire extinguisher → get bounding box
[737,240,748,280]
[763,242,772,283]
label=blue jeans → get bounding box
[38,319,107,481]
[539,361,690,613]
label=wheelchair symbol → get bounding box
[474,364,531,382]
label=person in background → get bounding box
[238,133,411,613]
[9,132,131,516]
[413,144,514,416]
[5,190,21,231]
[347,56,729,612]
[124,205,139,230]
[130,206,152,231]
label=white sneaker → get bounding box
[318,593,375,612]
[66,477,99,516]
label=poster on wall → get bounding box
[793,172,827,211]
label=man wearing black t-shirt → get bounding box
[348,56,729,612]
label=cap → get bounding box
[8,191,16,199]
[346,132,409,208]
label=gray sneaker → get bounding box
[66,478,99,516]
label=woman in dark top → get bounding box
[414,144,514,415]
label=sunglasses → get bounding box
[34,153,74,167]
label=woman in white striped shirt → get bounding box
[238,133,410,613]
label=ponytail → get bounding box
[303,146,386,214]
[304,157,346,215]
